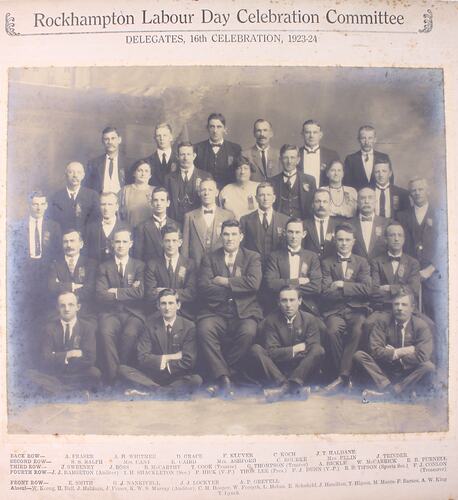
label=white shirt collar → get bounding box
[314,215,329,223]
[29,216,43,225]
[164,252,180,265]
[361,149,374,156]
[157,147,172,157]
[66,186,81,199]
[255,144,269,152]
[224,250,238,261]
[376,183,390,190]
[285,314,297,324]
[304,145,320,153]
[181,166,194,178]
[114,255,129,267]
[102,217,116,226]
[65,253,80,263]
[288,246,302,253]
[209,139,224,146]
[164,317,177,329]
[61,316,77,331]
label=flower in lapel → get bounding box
[393,195,399,210]
[397,264,405,278]
[300,262,309,276]
[127,273,134,286]
[228,155,234,165]
[426,217,433,227]
[325,232,333,242]
[75,203,82,217]
[78,266,85,281]
[248,195,255,210]
[178,266,186,281]
[195,177,201,190]
[345,267,354,280]
[375,226,382,237]
[277,227,284,237]
[302,183,310,192]
[43,230,50,243]
[235,266,242,277]
[320,163,327,171]
[170,162,177,173]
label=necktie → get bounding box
[284,175,294,190]
[287,320,294,340]
[395,320,404,347]
[363,153,369,163]
[319,219,325,245]
[70,192,75,202]
[34,220,41,257]
[262,212,269,231]
[161,152,167,169]
[109,158,114,178]
[68,257,76,275]
[183,171,189,185]
[64,323,70,345]
[166,324,172,337]
[361,216,373,222]
[154,217,165,229]
[167,258,174,281]
[226,256,235,275]
[379,188,386,217]
[118,261,123,280]
[261,149,267,177]
[390,256,401,262]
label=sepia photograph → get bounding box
[5,65,448,436]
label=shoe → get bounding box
[264,384,289,403]
[124,388,150,397]
[296,385,311,400]
[205,384,219,398]
[361,388,388,403]
[322,377,345,395]
[219,376,235,400]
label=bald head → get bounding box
[65,162,85,189]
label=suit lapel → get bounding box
[157,255,171,286]
[252,146,265,179]
[382,255,395,284]
[307,219,320,250]
[251,212,262,253]
[153,322,168,354]
[192,211,208,249]
[332,259,344,280]
[278,250,290,278]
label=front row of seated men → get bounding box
[28,219,436,403]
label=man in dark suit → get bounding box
[344,125,392,192]
[194,113,242,188]
[239,182,288,262]
[353,287,435,401]
[298,119,339,187]
[320,222,372,393]
[250,286,324,402]
[27,292,101,395]
[396,177,445,323]
[85,192,129,262]
[133,187,178,262]
[48,161,100,238]
[242,119,281,182]
[350,188,390,261]
[145,223,197,320]
[372,160,409,219]
[264,217,322,318]
[165,141,212,225]
[96,228,145,383]
[132,122,178,187]
[48,229,97,320]
[303,189,342,259]
[85,126,127,194]
[119,289,202,397]
[182,178,235,267]
[270,144,316,219]
[197,220,263,398]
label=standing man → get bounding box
[320,222,372,393]
[270,144,316,219]
[182,178,235,267]
[48,229,97,320]
[144,223,197,320]
[85,192,129,262]
[372,161,409,219]
[242,119,281,182]
[194,113,242,189]
[85,126,127,194]
[197,220,263,398]
[303,189,342,259]
[96,228,145,384]
[239,182,289,262]
[48,161,100,238]
[250,286,324,402]
[344,125,392,192]
[138,122,178,187]
[264,218,322,318]
[165,141,211,225]
[133,187,178,262]
[27,292,101,396]
[119,289,202,397]
[298,119,339,187]
[353,288,435,402]
[350,187,390,261]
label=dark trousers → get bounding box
[99,312,144,383]
[27,367,101,395]
[250,344,324,387]
[118,365,202,394]
[323,309,366,378]
[353,350,435,393]
[197,315,257,380]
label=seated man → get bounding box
[182,178,235,267]
[250,286,324,403]
[145,223,197,320]
[119,289,202,397]
[96,228,145,384]
[197,220,263,398]
[27,291,101,396]
[133,187,178,262]
[353,287,435,402]
[320,222,372,393]
[48,229,97,321]
[264,217,322,317]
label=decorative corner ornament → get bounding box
[418,9,433,33]
[5,13,20,36]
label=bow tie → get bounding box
[288,250,301,257]
[360,216,373,222]
[210,143,222,148]
[203,210,214,215]
[389,256,401,262]
[338,256,351,263]
[305,148,318,154]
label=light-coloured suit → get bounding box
[242,145,282,182]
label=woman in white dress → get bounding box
[119,160,156,228]
[219,156,259,220]
[323,160,357,218]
